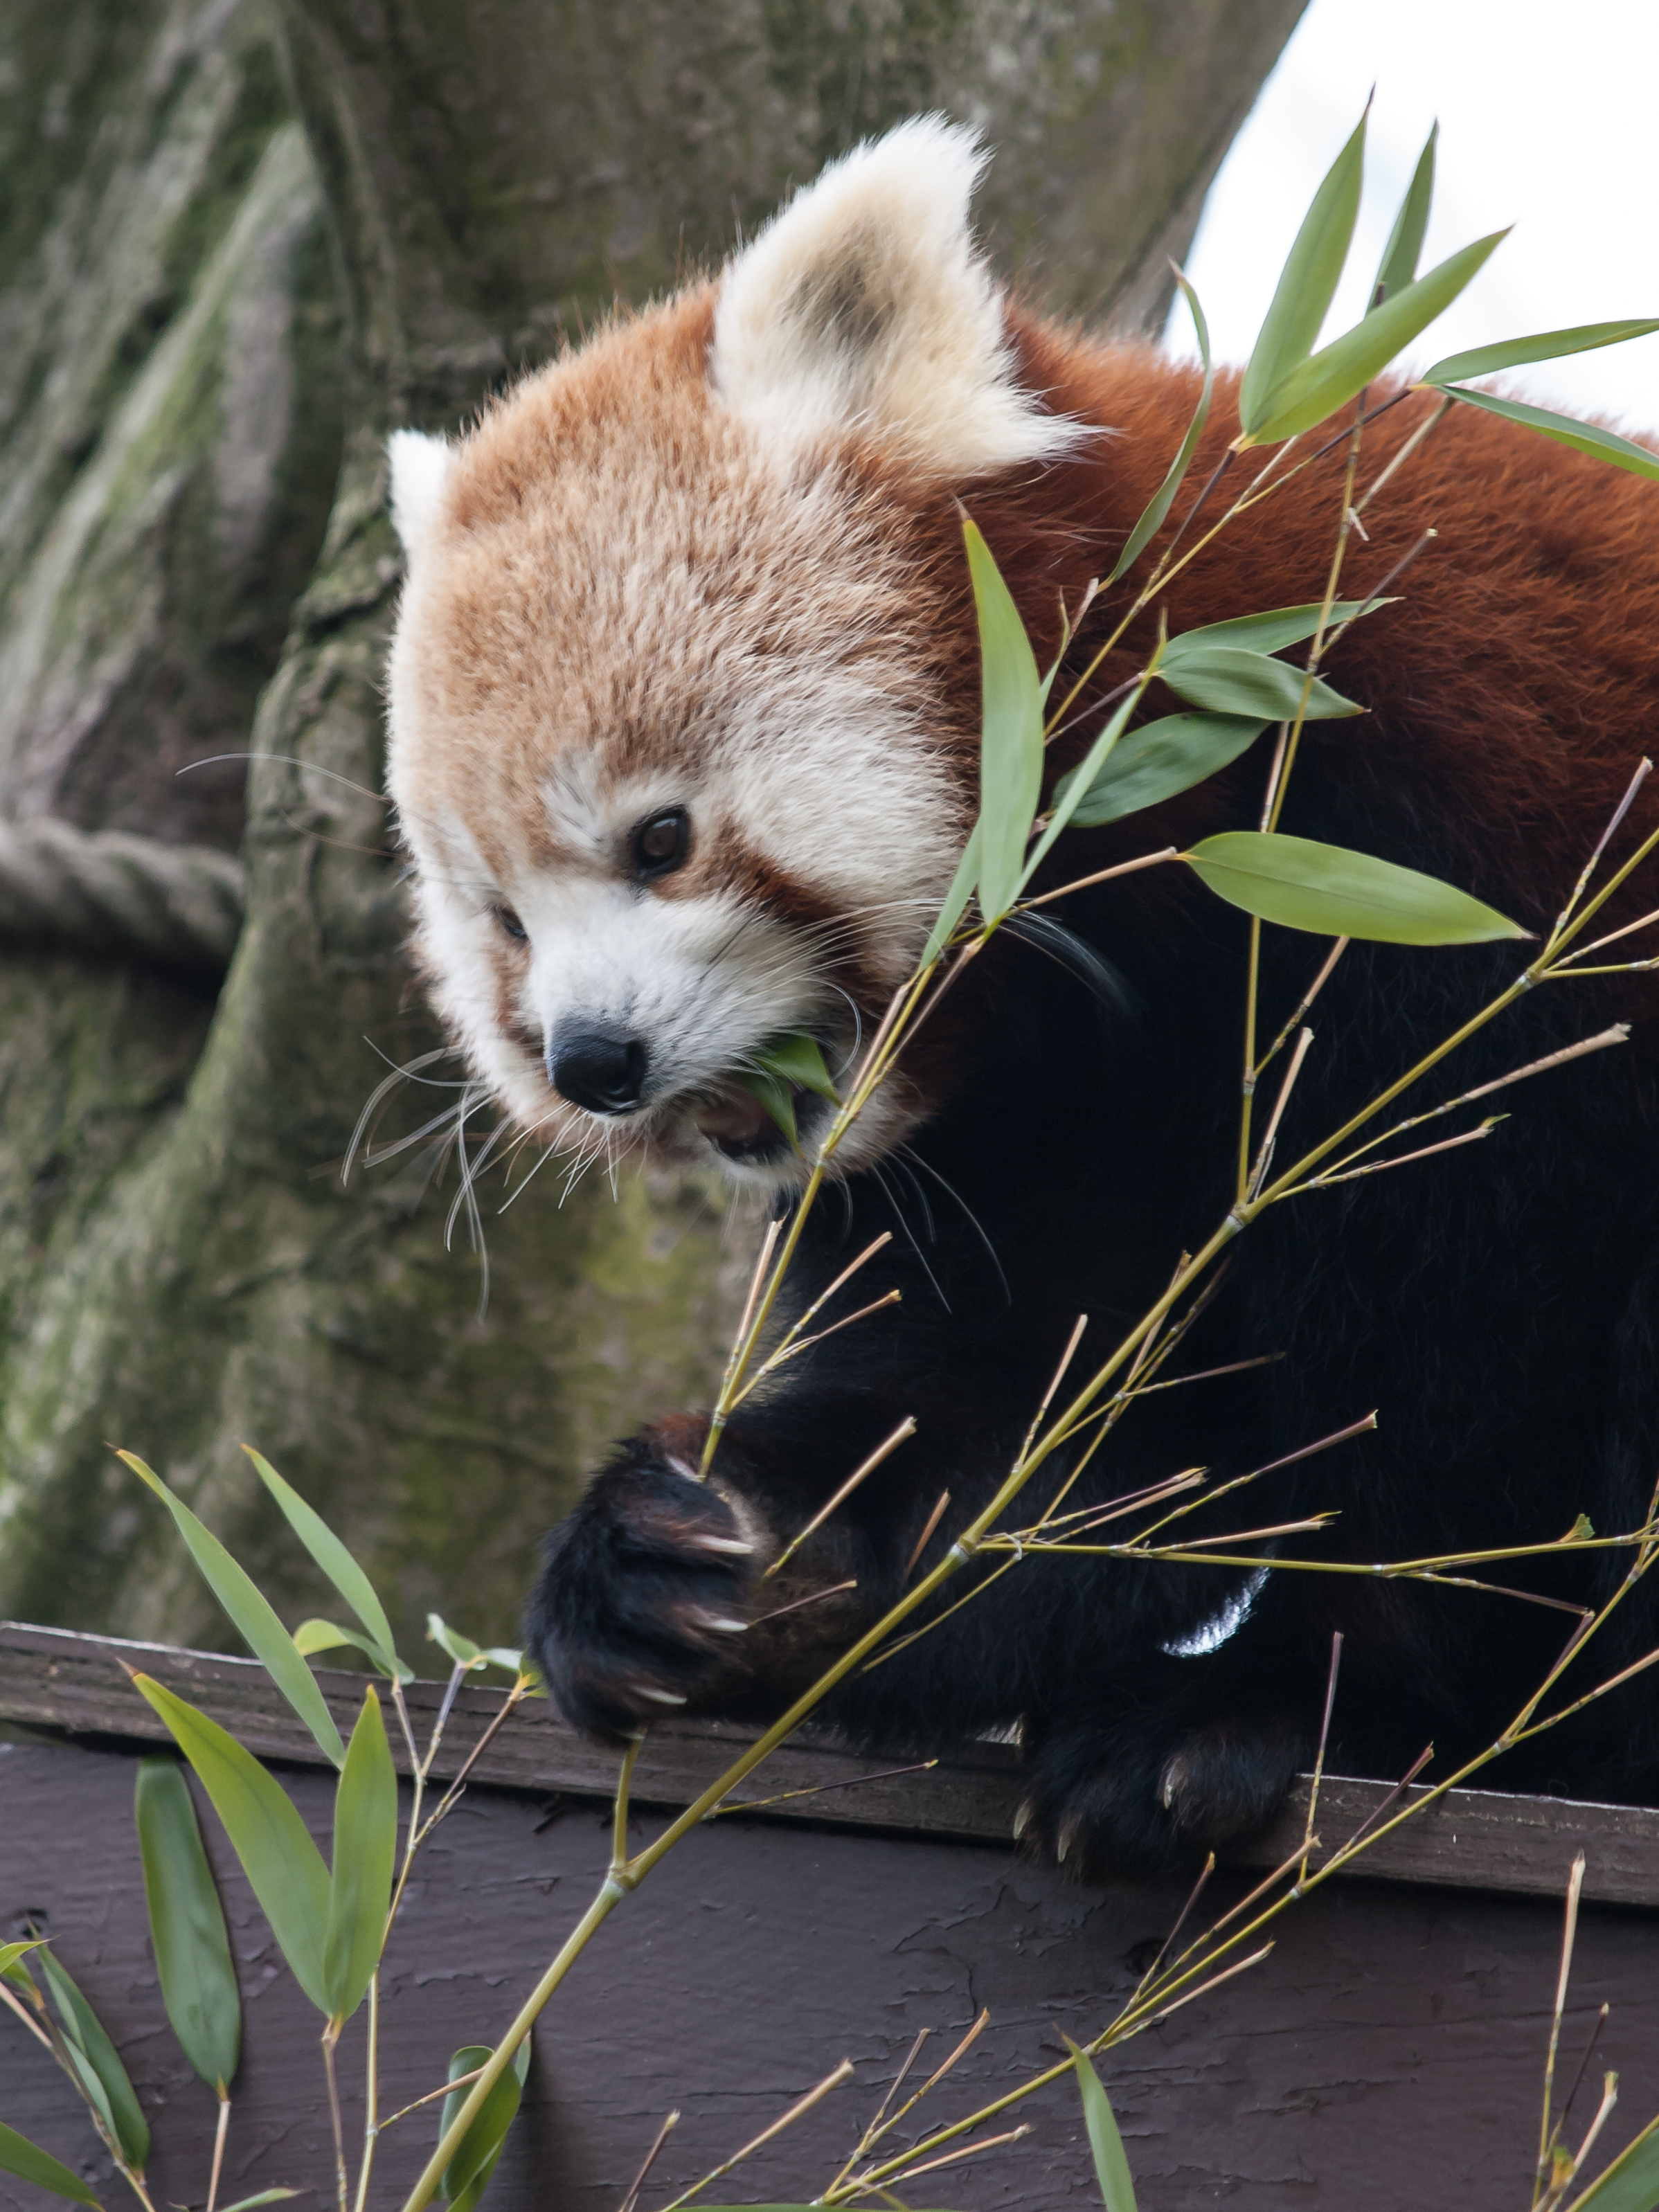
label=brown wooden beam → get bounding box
[6,1619,1655,1908]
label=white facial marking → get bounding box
[386,118,1059,1195]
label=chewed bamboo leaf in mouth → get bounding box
[712,1030,841,1155]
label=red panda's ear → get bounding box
[710,114,1076,478]
[387,429,456,566]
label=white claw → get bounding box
[1012,1799,1032,1840]
[699,1615,748,1633]
[634,1686,688,1706]
[694,1535,753,1555]
[1056,1818,1079,1864]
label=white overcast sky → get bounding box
[1169,0,1659,429]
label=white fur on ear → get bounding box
[710,115,1074,477]
[387,429,456,564]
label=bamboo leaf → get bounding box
[1161,600,1380,660]
[214,2195,301,2211]
[1158,648,1362,722]
[1021,692,1142,882]
[133,1759,241,2092]
[1246,228,1509,447]
[963,516,1044,922]
[1434,386,1659,483]
[1184,831,1528,944]
[292,1619,413,1682]
[1371,123,1437,308]
[0,1941,45,1984]
[427,1615,485,1670]
[131,1675,333,2016]
[439,2041,532,2212]
[1563,2109,1659,2212]
[241,1448,400,1675]
[1070,2044,1138,2211]
[1055,712,1269,829]
[729,1066,798,1149]
[118,1453,344,1768]
[0,2121,100,2206]
[1424,319,1659,387]
[748,1032,839,1101]
[1110,271,1213,581]
[1239,106,1367,434]
[35,1951,149,2171]
[321,1689,397,2025]
[922,821,983,964]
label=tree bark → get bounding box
[0,0,1307,1651]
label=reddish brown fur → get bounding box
[948,323,1659,1014]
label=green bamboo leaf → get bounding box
[427,1615,485,1669]
[1239,106,1368,435]
[133,1759,241,2092]
[422,1620,528,1680]
[1371,123,1437,308]
[0,1941,45,1984]
[1109,271,1213,582]
[132,1675,333,2016]
[439,2041,532,2212]
[0,2121,100,2206]
[241,1448,401,1675]
[292,1619,414,1684]
[1435,385,1659,482]
[36,1951,149,2172]
[1021,691,1141,883]
[1055,712,1268,829]
[118,1453,344,1768]
[1161,599,1380,660]
[213,2195,301,2211]
[1246,228,1509,447]
[962,516,1044,922]
[922,820,983,964]
[1158,647,1362,722]
[748,1032,839,1101]
[321,1689,397,2025]
[1185,831,1528,944]
[1563,2109,1659,2212]
[1069,2044,1138,2211]
[728,1066,798,1148]
[1424,319,1659,387]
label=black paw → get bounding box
[526,1455,757,1743]
[1018,1709,1307,1880]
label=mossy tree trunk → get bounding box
[0,0,1307,1652]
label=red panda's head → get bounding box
[385,118,1080,1190]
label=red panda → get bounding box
[385,118,1659,1876]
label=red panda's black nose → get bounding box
[548,1025,649,1114]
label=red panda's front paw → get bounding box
[526,1453,761,1743]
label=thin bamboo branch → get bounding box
[1539,1855,1589,2202]
[659,2058,855,2211]
[764,1417,917,1580]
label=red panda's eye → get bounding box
[493,906,528,942]
[631,807,690,879]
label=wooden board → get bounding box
[8,1619,1659,1907]
[6,1731,1659,2212]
